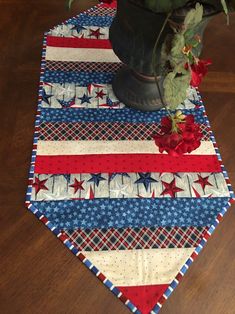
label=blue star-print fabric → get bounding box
[39,107,206,123]
[31,198,230,230]
[43,70,115,84]
[66,15,114,27]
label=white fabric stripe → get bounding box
[37,140,216,156]
[46,46,120,62]
[83,248,194,286]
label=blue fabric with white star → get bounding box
[39,107,206,123]
[44,70,114,84]
[31,197,229,229]
[66,15,114,27]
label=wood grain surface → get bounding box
[0,1,235,313]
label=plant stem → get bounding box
[152,11,172,112]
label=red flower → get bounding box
[189,59,212,87]
[160,116,172,133]
[153,114,202,156]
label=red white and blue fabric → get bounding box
[25,2,235,314]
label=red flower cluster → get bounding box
[153,114,202,156]
[187,59,212,87]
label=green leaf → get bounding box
[170,33,186,66]
[184,28,196,43]
[163,70,191,109]
[187,51,194,64]
[221,0,230,25]
[188,37,200,48]
[221,0,228,14]
[67,0,75,9]
[184,3,203,30]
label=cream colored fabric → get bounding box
[46,46,120,62]
[37,140,216,156]
[83,248,194,286]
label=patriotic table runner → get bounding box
[26,2,235,313]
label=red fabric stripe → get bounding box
[35,154,221,174]
[100,2,117,8]
[118,284,168,314]
[47,36,112,49]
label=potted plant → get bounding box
[109,0,234,111]
[69,0,234,111]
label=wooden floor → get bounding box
[0,1,235,313]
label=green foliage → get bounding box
[67,0,75,9]
[183,3,203,29]
[163,70,191,109]
[161,3,203,109]
[169,33,187,67]
[221,0,230,24]
[221,0,229,13]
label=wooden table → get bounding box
[0,1,235,313]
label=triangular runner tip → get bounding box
[118,284,169,314]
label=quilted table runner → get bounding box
[26,2,235,313]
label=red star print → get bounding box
[32,177,48,195]
[89,28,104,39]
[161,178,183,197]
[69,179,84,194]
[192,186,201,198]
[95,89,106,99]
[89,186,95,199]
[194,174,212,191]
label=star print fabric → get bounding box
[26,2,235,314]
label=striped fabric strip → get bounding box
[45,46,120,62]
[87,6,116,16]
[99,1,117,8]
[40,83,199,110]
[34,154,221,174]
[47,36,112,49]
[48,25,110,40]
[31,197,228,229]
[63,226,208,251]
[45,60,122,72]
[39,108,206,123]
[65,15,114,27]
[43,70,115,84]
[38,122,211,141]
[30,172,230,201]
[36,140,216,156]
[81,248,195,286]
[40,82,123,110]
